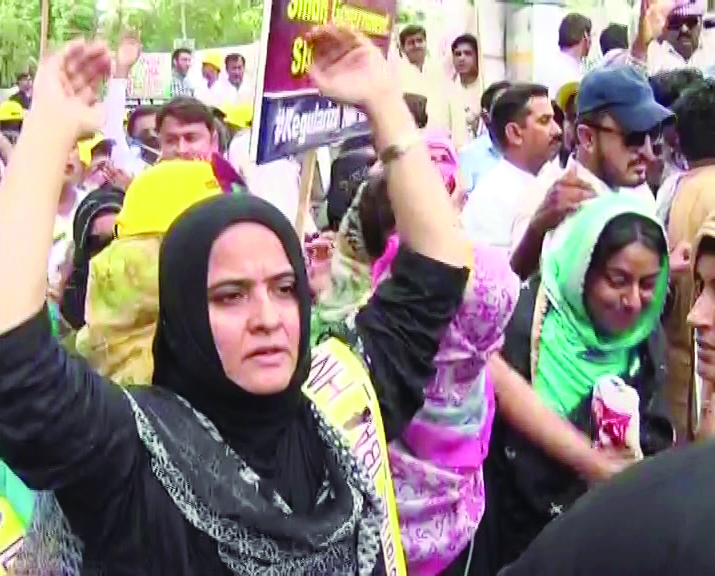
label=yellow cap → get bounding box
[201,51,223,71]
[77,133,107,166]
[115,160,223,237]
[556,81,579,114]
[0,100,24,123]
[221,103,254,129]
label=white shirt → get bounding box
[49,188,88,287]
[461,157,538,249]
[196,79,240,108]
[103,79,150,177]
[538,50,583,99]
[397,59,470,149]
[647,40,715,75]
[511,157,656,255]
[455,77,482,138]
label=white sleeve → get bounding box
[460,189,481,244]
[103,79,136,175]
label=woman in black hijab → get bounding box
[151,193,327,515]
[60,185,124,329]
[0,28,470,575]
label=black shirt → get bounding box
[500,441,715,576]
[9,91,30,110]
[0,248,467,575]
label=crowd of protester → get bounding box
[0,0,714,573]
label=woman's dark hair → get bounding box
[403,93,428,128]
[696,236,715,267]
[588,213,666,276]
[358,174,395,260]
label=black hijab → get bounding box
[60,185,125,329]
[153,193,325,515]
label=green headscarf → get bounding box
[534,194,669,418]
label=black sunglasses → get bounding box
[667,15,700,30]
[584,123,663,149]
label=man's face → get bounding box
[64,147,84,189]
[402,33,426,68]
[689,250,715,383]
[174,52,192,76]
[202,64,219,84]
[159,116,217,160]
[581,114,660,188]
[18,76,32,94]
[514,96,562,172]
[130,112,157,141]
[452,42,478,77]
[227,58,245,86]
[664,15,702,60]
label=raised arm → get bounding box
[308,26,468,268]
[104,36,142,176]
[0,40,138,494]
[308,27,469,439]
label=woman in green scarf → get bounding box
[479,194,675,574]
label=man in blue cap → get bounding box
[511,65,674,279]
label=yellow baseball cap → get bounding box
[201,52,223,71]
[77,133,109,166]
[556,81,579,114]
[0,100,24,123]
[221,103,253,130]
[115,160,223,238]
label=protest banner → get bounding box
[249,0,397,165]
[127,53,172,100]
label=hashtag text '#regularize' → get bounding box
[273,102,341,145]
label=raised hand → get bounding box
[115,35,142,77]
[636,0,675,47]
[307,26,392,110]
[33,39,112,142]
[532,165,596,234]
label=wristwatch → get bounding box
[378,132,423,165]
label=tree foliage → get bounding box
[0,0,413,87]
[100,0,264,51]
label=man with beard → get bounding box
[647,0,713,73]
[460,83,562,249]
[511,65,673,280]
[169,47,194,97]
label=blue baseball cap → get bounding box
[578,66,674,133]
